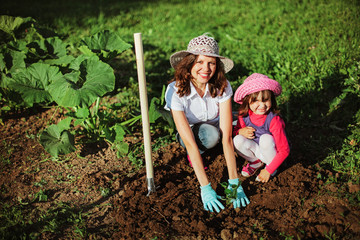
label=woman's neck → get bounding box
[191,80,207,97]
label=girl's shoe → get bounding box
[241,159,263,177]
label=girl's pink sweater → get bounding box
[233,110,290,174]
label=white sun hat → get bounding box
[169,34,234,73]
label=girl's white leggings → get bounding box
[233,134,276,165]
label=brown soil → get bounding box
[0,107,359,240]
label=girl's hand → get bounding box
[256,169,271,183]
[238,126,256,139]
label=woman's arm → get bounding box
[171,110,209,186]
[219,98,239,180]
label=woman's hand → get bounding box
[238,126,256,139]
[200,183,225,213]
[227,178,250,208]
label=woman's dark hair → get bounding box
[169,54,228,98]
[238,90,280,116]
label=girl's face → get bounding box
[249,91,272,115]
[190,55,216,86]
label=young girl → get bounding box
[233,73,290,183]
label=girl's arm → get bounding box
[219,98,238,180]
[265,116,290,174]
[257,117,289,182]
[171,109,209,186]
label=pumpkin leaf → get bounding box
[7,63,62,106]
[81,30,132,52]
[0,15,35,41]
[47,56,115,107]
[39,124,76,157]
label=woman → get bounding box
[165,34,250,212]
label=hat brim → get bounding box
[170,50,234,73]
[234,78,282,104]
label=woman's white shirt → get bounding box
[165,80,233,127]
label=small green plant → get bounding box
[32,189,48,202]
[33,178,48,187]
[219,181,241,206]
[279,232,295,240]
[127,142,144,168]
[99,187,111,197]
[324,228,338,240]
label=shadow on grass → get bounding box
[0,0,169,23]
[281,72,359,171]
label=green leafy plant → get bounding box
[32,189,48,202]
[0,16,135,157]
[0,15,36,42]
[39,117,76,157]
[48,55,116,107]
[322,123,360,182]
[0,15,177,160]
[63,98,129,157]
[219,181,241,206]
[80,29,132,62]
[99,187,111,197]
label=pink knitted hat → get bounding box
[234,73,282,104]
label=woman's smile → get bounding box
[191,55,216,85]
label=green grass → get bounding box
[0,201,88,240]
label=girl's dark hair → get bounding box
[169,54,228,98]
[238,90,280,116]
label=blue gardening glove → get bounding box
[228,178,250,208]
[200,183,225,213]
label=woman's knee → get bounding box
[196,123,220,150]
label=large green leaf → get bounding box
[28,37,67,60]
[149,97,163,124]
[7,38,30,52]
[77,45,97,57]
[7,63,62,105]
[0,48,26,76]
[7,50,26,75]
[56,117,73,131]
[39,124,76,157]
[104,123,126,143]
[44,55,75,66]
[68,54,93,71]
[0,15,35,40]
[81,30,132,52]
[48,56,115,107]
[26,37,74,66]
[148,96,175,130]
